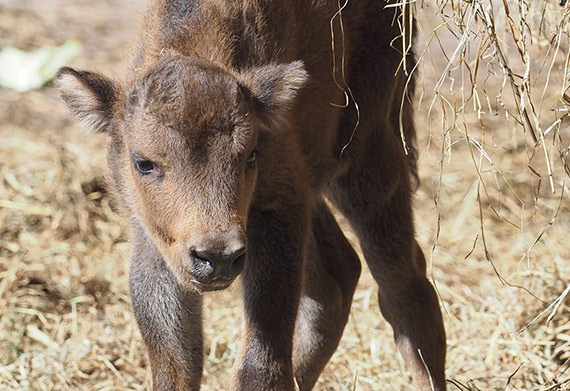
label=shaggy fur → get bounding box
[56,0,446,390]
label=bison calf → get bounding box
[57,0,446,390]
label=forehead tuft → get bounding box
[129,54,245,132]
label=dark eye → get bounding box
[135,159,155,175]
[246,151,256,168]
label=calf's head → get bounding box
[56,53,307,291]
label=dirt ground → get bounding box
[0,1,569,390]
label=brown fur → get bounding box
[56,0,446,390]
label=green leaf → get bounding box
[0,39,82,93]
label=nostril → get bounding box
[190,246,246,278]
[229,247,246,274]
[231,246,247,263]
[191,249,214,269]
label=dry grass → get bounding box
[0,0,569,390]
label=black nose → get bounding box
[191,246,246,280]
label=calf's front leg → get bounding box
[232,205,308,391]
[129,226,204,391]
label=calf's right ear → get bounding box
[55,67,119,134]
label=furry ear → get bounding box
[55,67,119,133]
[240,61,308,129]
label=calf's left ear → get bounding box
[239,61,308,129]
[55,67,119,134]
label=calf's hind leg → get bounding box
[329,133,446,390]
[293,201,361,390]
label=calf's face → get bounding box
[56,54,307,291]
